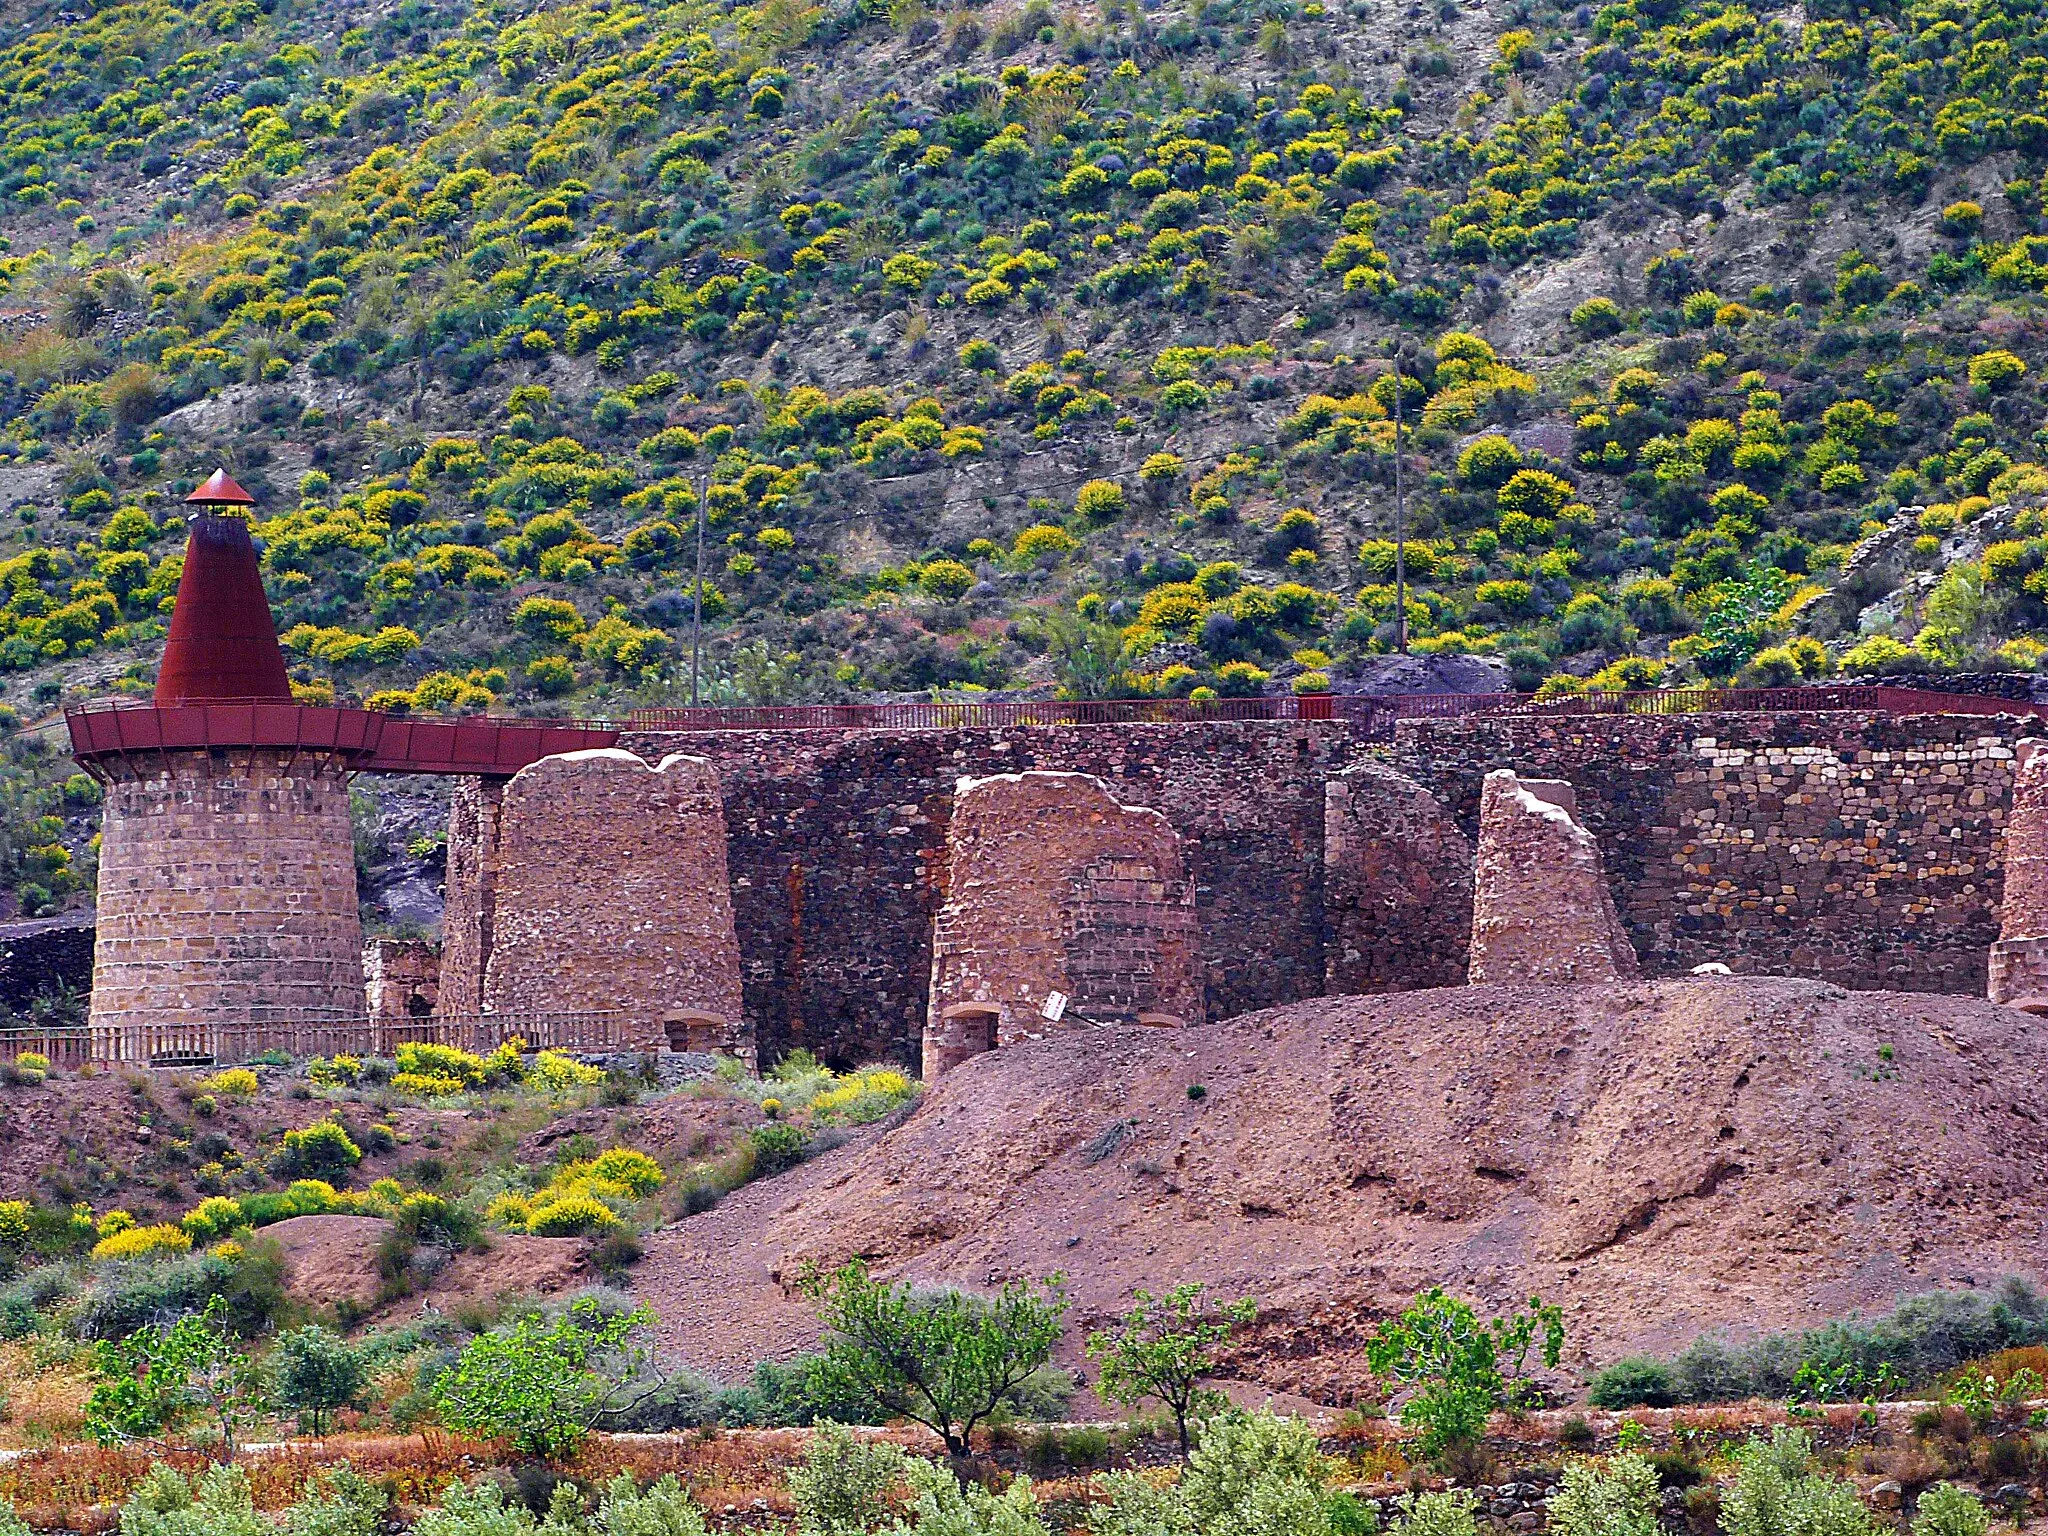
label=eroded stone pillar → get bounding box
[924,770,1201,1078]
[1991,737,2048,1008]
[1325,760,1473,993]
[364,937,440,1019]
[1469,769,1639,985]
[436,775,504,1017]
[481,750,745,1048]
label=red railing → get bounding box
[88,1010,654,1067]
[625,685,2048,737]
[62,686,2047,766]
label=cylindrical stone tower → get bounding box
[1990,737,2048,1009]
[84,471,365,1060]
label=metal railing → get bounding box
[625,685,2048,737]
[0,1025,91,1070]
[87,1011,653,1067]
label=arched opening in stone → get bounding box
[664,1009,731,1053]
[941,1003,998,1057]
[406,990,433,1017]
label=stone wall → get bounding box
[1989,738,2048,1005]
[619,721,1354,1068]
[1469,771,1639,984]
[924,772,1200,1077]
[90,749,362,1038]
[436,776,503,1018]
[480,750,743,1040]
[1323,760,1471,993]
[364,938,439,1019]
[0,915,93,1010]
[1392,710,2024,993]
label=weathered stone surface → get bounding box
[0,914,93,1010]
[924,771,1200,1077]
[436,776,504,1018]
[1394,710,2023,993]
[1989,738,2048,1005]
[90,749,362,1045]
[620,721,1353,1068]
[1324,760,1472,993]
[481,750,743,1041]
[1470,770,1638,984]
[364,937,439,1019]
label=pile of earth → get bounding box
[632,977,2048,1404]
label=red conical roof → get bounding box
[155,508,292,706]
[185,468,256,508]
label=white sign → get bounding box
[1041,991,1068,1022]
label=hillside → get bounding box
[630,977,2048,1400]
[0,0,2042,918]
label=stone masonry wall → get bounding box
[925,771,1200,1077]
[436,777,503,1018]
[1323,760,1472,993]
[619,721,1354,1069]
[1392,710,2024,993]
[1469,771,1639,984]
[90,749,363,1036]
[481,750,743,1036]
[364,938,439,1018]
[1989,738,2048,1005]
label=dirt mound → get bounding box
[633,978,2048,1402]
[266,1214,588,1322]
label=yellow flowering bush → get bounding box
[527,1049,604,1091]
[0,1199,28,1250]
[307,1054,362,1087]
[200,1068,259,1098]
[524,1192,619,1236]
[181,1195,245,1242]
[589,1148,665,1196]
[392,1071,468,1097]
[810,1068,920,1124]
[91,1223,193,1261]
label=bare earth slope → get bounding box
[633,978,2048,1401]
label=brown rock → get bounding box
[1469,770,1639,984]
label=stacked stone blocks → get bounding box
[924,771,1201,1077]
[90,749,363,1049]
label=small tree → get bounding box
[1085,1283,1257,1454]
[85,1295,266,1455]
[1364,1288,1563,1455]
[271,1323,369,1436]
[801,1259,1068,1462]
[431,1296,667,1458]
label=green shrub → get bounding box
[273,1120,363,1178]
[1589,1355,1676,1407]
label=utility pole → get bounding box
[690,474,708,708]
[1391,342,1410,655]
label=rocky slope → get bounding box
[633,977,2048,1400]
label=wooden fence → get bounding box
[85,1011,653,1068]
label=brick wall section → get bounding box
[1469,771,1639,984]
[1323,760,1472,993]
[924,771,1201,1077]
[1989,738,2048,1004]
[437,777,503,1017]
[364,938,439,1018]
[481,750,743,1038]
[1391,710,2023,992]
[619,721,1354,1069]
[90,749,363,1037]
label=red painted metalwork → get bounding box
[185,469,256,507]
[360,715,622,774]
[623,685,2048,738]
[65,702,619,778]
[154,513,293,705]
